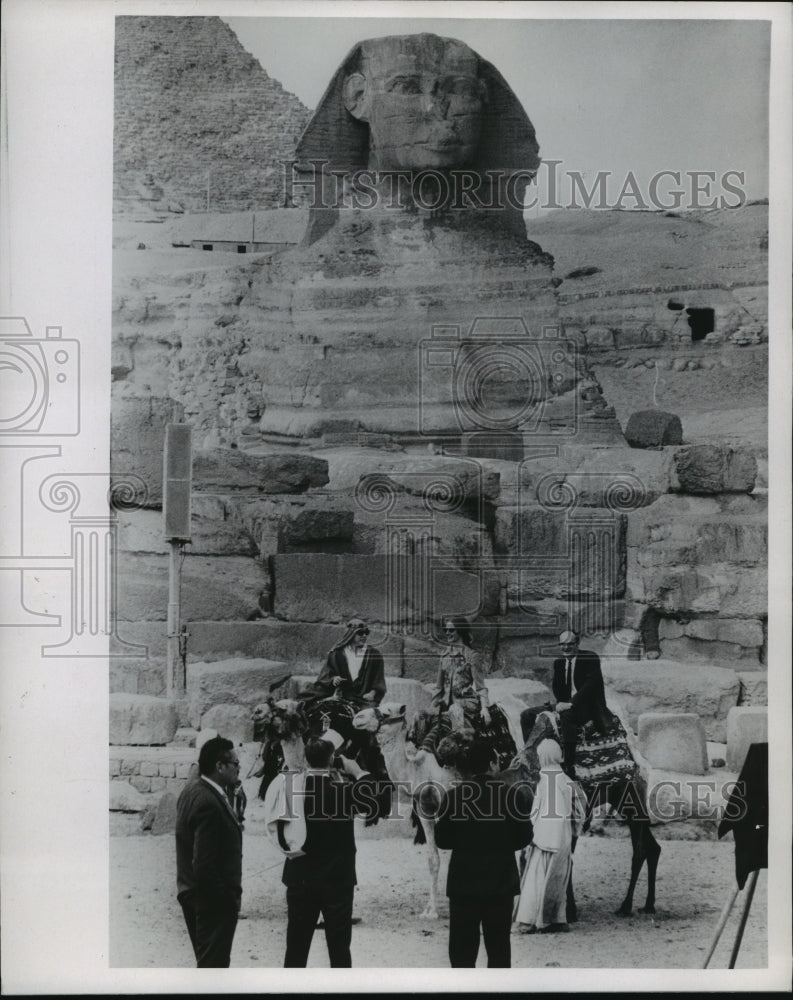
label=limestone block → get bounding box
[131,775,152,793]
[158,762,176,778]
[187,620,387,672]
[171,727,199,748]
[151,791,179,835]
[117,509,169,555]
[109,780,148,813]
[638,713,709,775]
[111,395,185,506]
[150,777,166,792]
[110,693,179,746]
[671,445,757,494]
[627,494,767,568]
[625,410,683,448]
[200,704,255,744]
[401,636,449,685]
[496,504,626,562]
[601,658,740,742]
[271,553,500,624]
[645,767,740,823]
[115,552,268,621]
[737,672,767,707]
[485,677,553,711]
[599,628,644,660]
[188,495,258,556]
[109,758,121,777]
[186,658,289,726]
[353,504,493,563]
[716,619,764,647]
[726,706,768,771]
[382,463,501,506]
[193,448,329,493]
[140,761,159,777]
[230,496,354,557]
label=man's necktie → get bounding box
[565,658,572,698]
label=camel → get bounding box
[354,702,661,922]
[250,695,393,823]
[352,701,529,920]
[352,702,458,919]
[513,708,662,918]
[251,698,310,784]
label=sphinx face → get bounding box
[346,37,485,171]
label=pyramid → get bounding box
[113,16,311,216]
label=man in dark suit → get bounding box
[435,739,533,967]
[175,736,243,968]
[280,735,379,967]
[552,629,612,779]
[312,617,386,706]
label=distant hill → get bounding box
[114,16,311,217]
[526,205,768,290]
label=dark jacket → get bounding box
[435,775,533,899]
[314,646,386,704]
[552,649,612,731]
[281,771,379,888]
[176,776,243,908]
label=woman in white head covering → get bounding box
[514,738,587,934]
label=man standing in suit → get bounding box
[176,736,243,968]
[552,629,612,780]
[435,739,534,967]
[280,735,379,967]
[312,617,386,706]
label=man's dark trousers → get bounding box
[178,890,239,968]
[448,895,514,968]
[284,884,354,967]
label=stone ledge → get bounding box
[602,657,740,742]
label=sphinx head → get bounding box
[296,33,539,178]
[342,35,485,171]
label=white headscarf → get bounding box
[537,738,563,769]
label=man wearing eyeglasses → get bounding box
[175,736,244,967]
[552,629,613,781]
[313,617,386,706]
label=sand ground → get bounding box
[110,817,766,971]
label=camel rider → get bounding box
[551,629,613,781]
[417,617,491,759]
[312,618,386,708]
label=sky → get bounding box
[225,15,770,209]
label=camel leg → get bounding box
[637,827,661,914]
[419,818,441,920]
[616,820,646,917]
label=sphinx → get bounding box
[243,34,621,448]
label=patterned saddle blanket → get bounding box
[576,716,637,792]
[517,709,637,797]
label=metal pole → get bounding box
[701,884,740,968]
[728,869,760,969]
[166,540,183,697]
